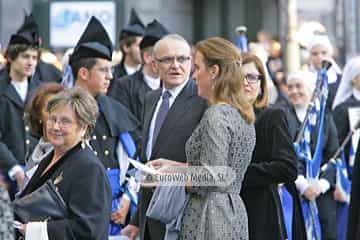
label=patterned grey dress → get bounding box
[179,104,255,240]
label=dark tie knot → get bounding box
[162,91,171,100]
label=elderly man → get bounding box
[122,34,207,240]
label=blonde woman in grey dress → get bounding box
[148,37,255,240]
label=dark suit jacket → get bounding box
[131,79,207,240]
[108,70,152,124]
[0,71,39,173]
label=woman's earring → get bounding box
[81,138,86,149]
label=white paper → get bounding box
[128,158,159,175]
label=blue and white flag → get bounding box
[334,152,351,240]
[235,34,248,53]
[294,67,329,240]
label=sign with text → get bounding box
[50,1,115,48]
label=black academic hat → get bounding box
[8,13,39,46]
[70,16,113,64]
[119,8,145,40]
[139,19,170,50]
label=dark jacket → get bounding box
[19,143,111,240]
[241,106,306,240]
[0,71,39,173]
[108,70,152,124]
[131,79,207,240]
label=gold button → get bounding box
[104,150,109,156]
[92,135,97,140]
[26,139,30,145]
[94,151,98,156]
[25,126,30,132]
[102,135,107,140]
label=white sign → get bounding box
[50,1,115,48]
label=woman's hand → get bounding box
[334,186,347,203]
[146,158,186,173]
[111,197,130,225]
[19,223,27,236]
[303,185,321,201]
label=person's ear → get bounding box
[123,44,131,54]
[143,51,153,65]
[78,67,90,81]
[209,64,220,80]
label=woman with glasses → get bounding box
[16,88,111,240]
[240,53,306,240]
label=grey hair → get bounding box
[47,87,98,139]
[152,34,191,58]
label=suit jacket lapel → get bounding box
[151,80,196,157]
[141,89,161,159]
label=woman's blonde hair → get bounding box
[241,52,269,109]
[195,37,255,124]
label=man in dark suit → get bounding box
[108,19,169,124]
[122,34,207,240]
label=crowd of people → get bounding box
[0,8,360,240]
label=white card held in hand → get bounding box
[128,158,159,175]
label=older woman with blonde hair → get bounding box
[16,88,111,240]
[147,37,256,240]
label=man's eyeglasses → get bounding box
[47,116,75,128]
[155,56,191,65]
[245,74,262,84]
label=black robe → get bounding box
[109,60,128,93]
[347,138,360,240]
[287,106,339,239]
[108,70,152,124]
[90,94,140,169]
[241,106,306,240]
[33,61,62,83]
[333,95,360,172]
[19,142,111,240]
